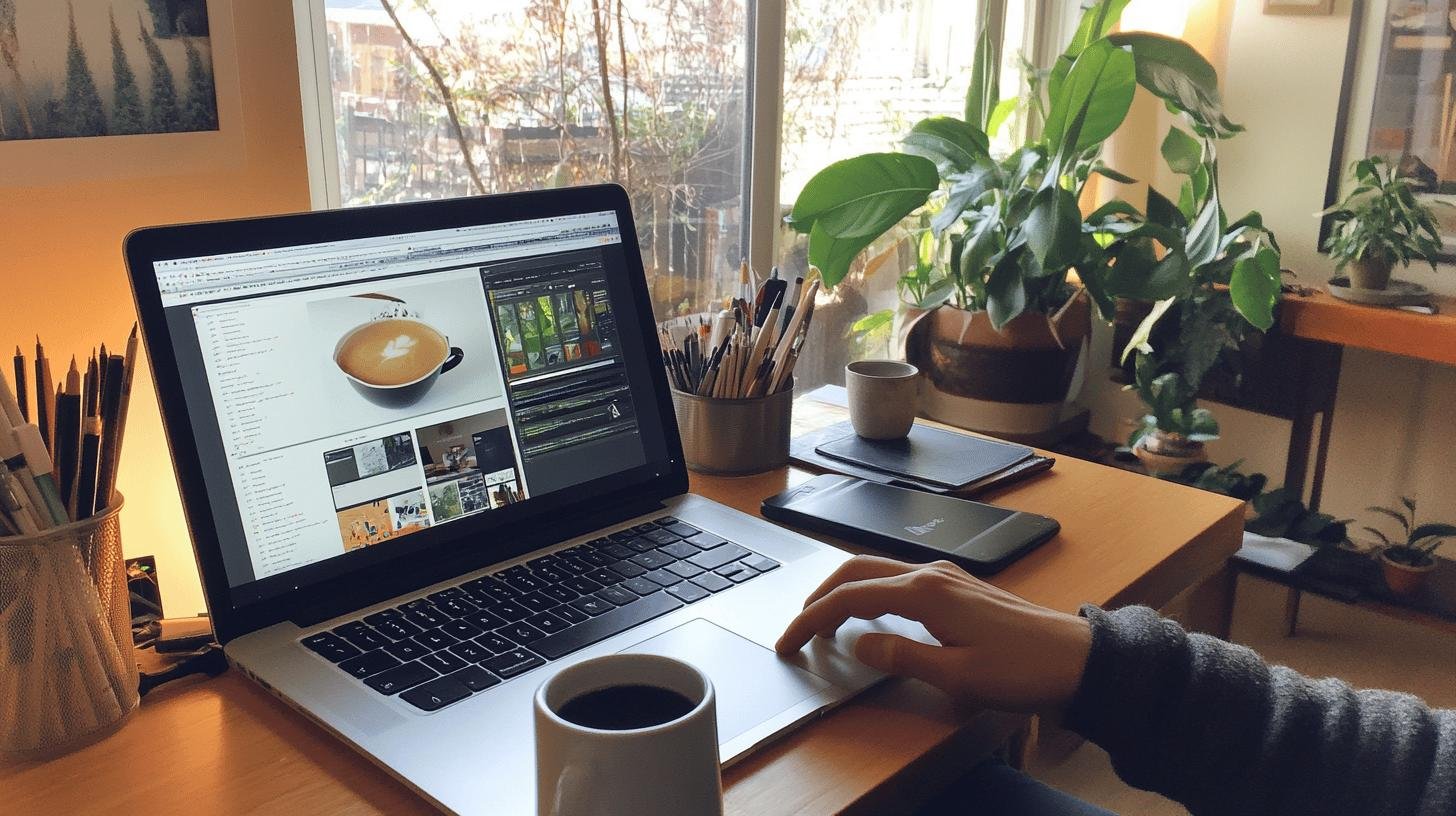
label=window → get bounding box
[296,0,1044,389]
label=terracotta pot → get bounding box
[1348,257,1394,291]
[1379,548,1435,596]
[1133,434,1208,476]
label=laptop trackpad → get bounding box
[620,619,832,744]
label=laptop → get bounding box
[124,184,930,814]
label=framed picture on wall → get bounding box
[1324,0,1456,263]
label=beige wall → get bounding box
[1,2,309,616]
[1084,0,1456,538]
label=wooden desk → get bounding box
[2,405,1243,815]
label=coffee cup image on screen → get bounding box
[333,315,464,407]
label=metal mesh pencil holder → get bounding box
[0,496,138,760]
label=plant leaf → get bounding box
[1229,245,1280,331]
[985,251,1028,329]
[852,309,895,335]
[1161,127,1202,176]
[1045,39,1137,157]
[902,117,991,176]
[789,152,939,238]
[933,165,1001,236]
[1121,296,1177,363]
[1367,505,1412,535]
[1091,164,1138,184]
[1050,0,1132,103]
[807,222,876,289]
[987,97,1019,138]
[1107,32,1243,138]
[1412,523,1456,543]
[1147,187,1188,230]
[1185,172,1223,268]
[1023,186,1081,272]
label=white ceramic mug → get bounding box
[534,653,722,816]
[846,359,920,439]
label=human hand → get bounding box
[775,556,1092,712]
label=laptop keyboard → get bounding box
[298,516,779,712]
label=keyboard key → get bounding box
[557,556,591,576]
[400,599,437,614]
[658,540,699,560]
[715,562,755,583]
[496,621,547,644]
[609,560,648,578]
[441,619,482,640]
[742,554,780,572]
[527,554,562,569]
[666,582,711,604]
[643,569,683,587]
[532,593,685,661]
[586,568,624,586]
[552,603,590,624]
[641,528,680,546]
[691,573,734,593]
[578,550,614,567]
[450,665,501,692]
[685,532,727,550]
[602,543,636,560]
[563,576,604,595]
[449,640,492,663]
[503,573,546,593]
[373,618,424,641]
[338,649,401,679]
[665,561,704,579]
[585,537,613,548]
[335,627,390,652]
[607,530,638,543]
[499,565,531,579]
[525,611,571,635]
[482,649,545,679]
[404,608,447,629]
[664,522,701,538]
[595,585,639,607]
[629,550,674,570]
[622,577,662,596]
[428,587,467,604]
[487,601,530,622]
[301,632,361,663]
[689,544,752,571]
[475,633,515,654]
[624,537,660,553]
[654,515,679,525]
[363,609,404,626]
[421,650,469,675]
[415,628,458,651]
[532,565,569,584]
[464,581,518,605]
[542,584,579,604]
[570,596,613,617]
[464,610,508,632]
[518,592,556,614]
[364,661,437,695]
[436,597,479,618]
[400,675,472,711]
[632,522,660,534]
[384,640,430,661]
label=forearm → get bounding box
[1064,605,1456,816]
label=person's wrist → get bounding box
[1045,613,1093,711]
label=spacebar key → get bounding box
[532,593,684,660]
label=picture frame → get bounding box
[1265,0,1336,15]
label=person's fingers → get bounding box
[853,632,961,692]
[800,555,917,609]
[776,576,927,653]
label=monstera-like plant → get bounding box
[787,0,1281,438]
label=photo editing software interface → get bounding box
[152,211,656,599]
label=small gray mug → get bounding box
[845,360,919,439]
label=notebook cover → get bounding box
[814,423,1033,489]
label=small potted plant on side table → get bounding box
[1321,156,1444,293]
[1364,498,1456,596]
[1127,357,1219,475]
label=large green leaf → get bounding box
[1050,0,1132,103]
[1045,40,1136,158]
[1147,187,1188,230]
[1185,171,1223,268]
[1107,32,1243,138]
[1023,186,1081,272]
[933,164,1000,235]
[1106,244,1191,301]
[965,4,1001,130]
[1161,127,1202,176]
[1229,245,1280,331]
[808,222,877,289]
[958,210,1003,281]
[789,152,939,238]
[985,251,1028,329]
[987,98,1018,138]
[902,117,991,176]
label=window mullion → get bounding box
[747,0,786,279]
[294,0,342,210]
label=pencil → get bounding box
[57,360,82,520]
[101,324,139,506]
[13,345,27,423]
[36,338,55,453]
[77,417,101,521]
[84,353,99,419]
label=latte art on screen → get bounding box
[337,318,449,386]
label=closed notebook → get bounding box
[814,423,1033,490]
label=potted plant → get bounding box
[1127,357,1217,473]
[786,0,1279,437]
[1363,498,1456,596]
[1321,156,1444,291]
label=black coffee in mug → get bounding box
[556,684,696,731]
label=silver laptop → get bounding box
[124,185,928,814]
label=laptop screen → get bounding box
[149,208,672,605]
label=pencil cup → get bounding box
[0,496,139,761]
[670,385,792,476]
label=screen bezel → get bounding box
[124,185,689,643]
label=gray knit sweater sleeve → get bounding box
[1063,605,1456,816]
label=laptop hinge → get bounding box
[289,494,669,627]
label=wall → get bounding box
[1083,0,1456,541]
[1,2,310,616]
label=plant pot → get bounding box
[1348,257,1394,291]
[905,291,1091,437]
[1132,432,1208,476]
[1379,548,1436,597]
